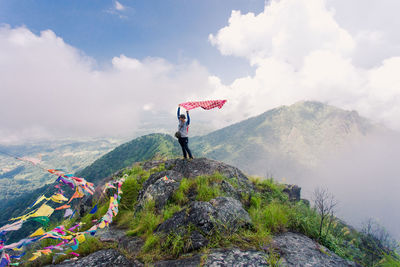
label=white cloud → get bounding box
[0,25,214,142]
[115,1,125,11]
[209,0,400,131]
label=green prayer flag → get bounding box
[30,216,50,227]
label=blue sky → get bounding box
[0,0,264,82]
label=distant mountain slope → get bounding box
[76,133,181,182]
[76,101,383,181]
[0,138,121,200]
[192,101,381,176]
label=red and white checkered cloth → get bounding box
[179,100,227,111]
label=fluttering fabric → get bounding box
[179,100,227,111]
[0,221,23,233]
[64,209,74,218]
[1,173,125,265]
[29,228,45,238]
[10,204,54,221]
[55,204,71,211]
[89,205,98,214]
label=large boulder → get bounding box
[137,170,183,210]
[154,254,202,267]
[52,249,139,267]
[157,197,251,235]
[282,184,301,202]
[96,227,144,257]
[154,249,269,267]
[204,248,269,266]
[156,197,252,251]
[273,232,361,267]
[142,158,254,194]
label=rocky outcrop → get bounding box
[52,249,137,267]
[154,248,269,267]
[51,158,361,267]
[156,197,251,252]
[96,228,144,257]
[282,184,301,202]
[205,248,269,266]
[142,158,254,194]
[154,254,202,267]
[273,232,361,267]
[157,197,251,236]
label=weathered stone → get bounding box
[187,201,216,235]
[96,227,126,242]
[205,248,269,267]
[188,230,209,251]
[140,170,183,197]
[138,176,180,210]
[155,209,187,233]
[282,184,301,202]
[273,232,361,267]
[157,197,251,238]
[154,254,202,267]
[141,160,165,171]
[52,249,137,267]
[209,197,252,232]
[95,227,144,256]
[220,180,240,200]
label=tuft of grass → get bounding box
[162,232,186,257]
[250,177,288,203]
[142,232,161,252]
[163,203,182,221]
[195,176,223,202]
[127,200,162,238]
[262,201,290,233]
[172,178,191,205]
[116,210,135,228]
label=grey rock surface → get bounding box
[52,249,138,267]
[96,227,144,256]
[274,232,361,267]
[154,254,202,267]
[157,197,251,237]
[282,184,301,202]
[220,180,240,200]
[210,197,252,232]
[143,158,254,194]
[205,248,269,267]
[138,176,180,210]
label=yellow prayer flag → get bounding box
[29,227,45,237]
[31,204,54,218]
[77,234,86,243]
[98,221,106,229]
[31,195,46,208]
[50,193,68,203]
[29,251,42,261]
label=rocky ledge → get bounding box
[52,158,359,267]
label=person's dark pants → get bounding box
[178,137,193,159]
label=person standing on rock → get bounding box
[177,106,193,160]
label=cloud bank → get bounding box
[1,0,400,143]
[208,0,400,130]
[0,25,213,142]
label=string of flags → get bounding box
[0,160,126,266]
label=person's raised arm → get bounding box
[177,106,181,120]
[186,110,190,125]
